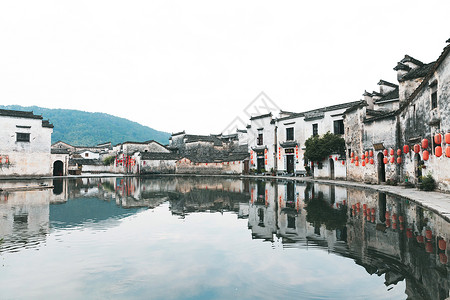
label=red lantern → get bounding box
[435,133,442,144]
[439,239,447,251]
[414,144,420,153]
[335,156,337,161]
[399,216,404,223]
[417,235,424,243]
[365,151,369,158]
[361,153,365,160]
[383,149,388,156]
[362,161,366,167]
[342,160,345,165]
[390,157,395,163]
[406,229,413,239]
[355,156,359,161]
[355,161,359,166]
[397,157,402,164]
[436,146,443,157]
[423,150,429,161]
[389,149,394,156]
[403,145,409,154]
[351,152,354,158]
[369,150,373,157]
[386,219,391,227]
[445,133,450,144]
[351,158,354,163]
[370,158,374,164]
[365,157,369,164]
[385,211,390,219]
[426,230,432,240]
[363,204,367,210]
[422,139,429,149]
[426,242,433,253]
[397,149,402,156]
[440,253,448,264]
[383,157,388,164]
[446,146,450,158]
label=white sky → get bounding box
[1,1,449,135]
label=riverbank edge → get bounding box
[1,173,449,222]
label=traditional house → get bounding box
[0,109,54,177]
[344,38,450,191]
[247,113,276,174]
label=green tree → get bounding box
[304,132,345,162]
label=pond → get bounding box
[0,177,449,299]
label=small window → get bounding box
[333,120,344,135]
[318,162,323,169]
[16,132,30,142]
[312,124,318,136]
[257,133,263,145]
[431,82,438,109]
[85,153,89,157]
[286,127,294,141]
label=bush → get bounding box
[419,173,436,191]
[103,155,115,166]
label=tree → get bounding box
[304,132,345,162]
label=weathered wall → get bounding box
[175,158,244,174]
[139,159,177,174]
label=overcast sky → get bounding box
[1,1,449,135]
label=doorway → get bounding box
[329,158,335,179]
[414,153,422,182]
[377,153,385,183]
[257,157,265,174]
[53,160,64,176]
[287,155,294,174]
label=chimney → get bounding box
[363,91,374,110]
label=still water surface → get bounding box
[0,177,449,299]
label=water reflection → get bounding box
[0,177,449,299]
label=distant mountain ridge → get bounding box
[0,105,170,146]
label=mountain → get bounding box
[0,105,171,146]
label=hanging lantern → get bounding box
[389,149,394,156]
[361,153,365,160]
[440,253,448,265]
[426,230,432,240]
[351,152,354,158]
[435,133,442,144]
[406,229,413,239]
[386,219,391,227]
[335,156,338,161]
[351,158,354,163]
[355,161,359,166]
[417,235,424,243]
[370,158,374,164]
[439,239,447,251]
[397,149,402,156]
[426,242,433,253]
[414,144,420,153]
[364,151,368,157]
[362,161,366,167]
[383,149,388,156]
[422,139,429,149]
[390,157,395,163]
[446,146,450,158]
[445,133,450,144]
[436,146,443,157]
[383,157,388,164]
[355,156,359,161]
[365,157,369,164]
[342,160,345,165]
[397,157,402,164]
[403,145,409,154]
[423,150,429,161]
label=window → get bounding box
[257,133,263,145]
[16,132,30,142]
[85,153,89,157]
[430,81,438,109]
[333,120,344,135]
[286,127,294,141]
[312,124,318,136]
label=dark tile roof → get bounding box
[51,148,70,154]
[400,55,424,67]
[182,151,248,163]
[42,120,54,128]
[393,62,411,71]
[237,129,247,133]
[376,87,399,102]
[0,109,43,119]
[399,62,435,82]
[377,80,398,88]
[171,130,185,136]
[364,110,397,123]
[250,113,272,121]
[363,91,373,96]
[184,135,223,146]
[69,158,103,166]
[343,100,367,115]
[278,100,361,122]
[140,152,180,160]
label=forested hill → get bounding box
[0,105,171,146]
